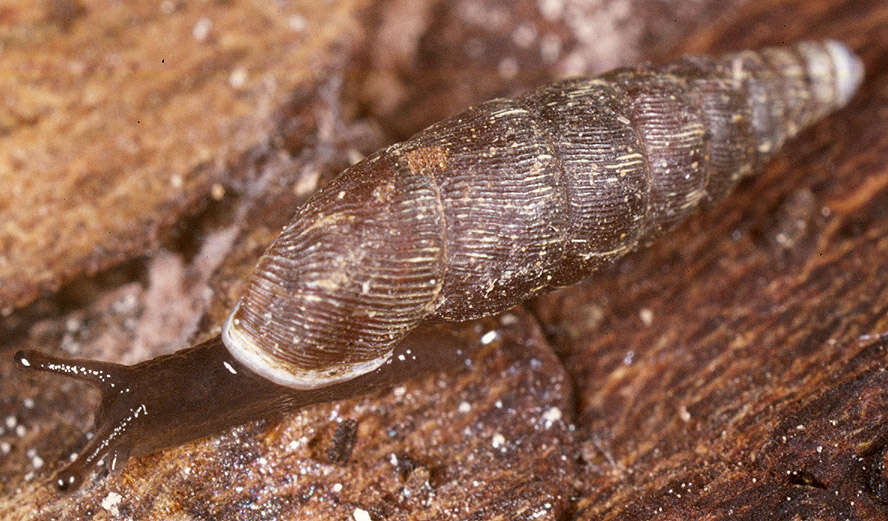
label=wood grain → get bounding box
[0,0,369,310]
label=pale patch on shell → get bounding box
[404,146,449,173]
[221,302,391,389]
[823,40,864,107]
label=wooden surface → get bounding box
[1,0,887,519]
[0,0,371,311]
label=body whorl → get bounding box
[223,40,863,389]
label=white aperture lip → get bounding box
[221,301,391,389]
[824,39,864,107]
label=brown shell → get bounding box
[224,40,863,389]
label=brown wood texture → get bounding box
[1,0,886,519]
[0,0,371,311]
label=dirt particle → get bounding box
[327,419,358,464]
[192,17,213,42]
[101,491,123,516]
[498,57,519,79]
[639,307,653,326]
[537,0,564,21]
[228,68,248,90]
[405,146,449,173]
[540,33,562,64]
[542,406,562,428]
[512,24,537,48]
[288,14,307,32]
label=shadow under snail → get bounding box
[14,40,864,491]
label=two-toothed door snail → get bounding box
[14,40,863,491]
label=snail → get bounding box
[14,40,863,491]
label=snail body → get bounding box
[15,40,863,490]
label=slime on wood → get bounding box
[13,40,864,491]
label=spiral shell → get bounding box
[223,40,863,389]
